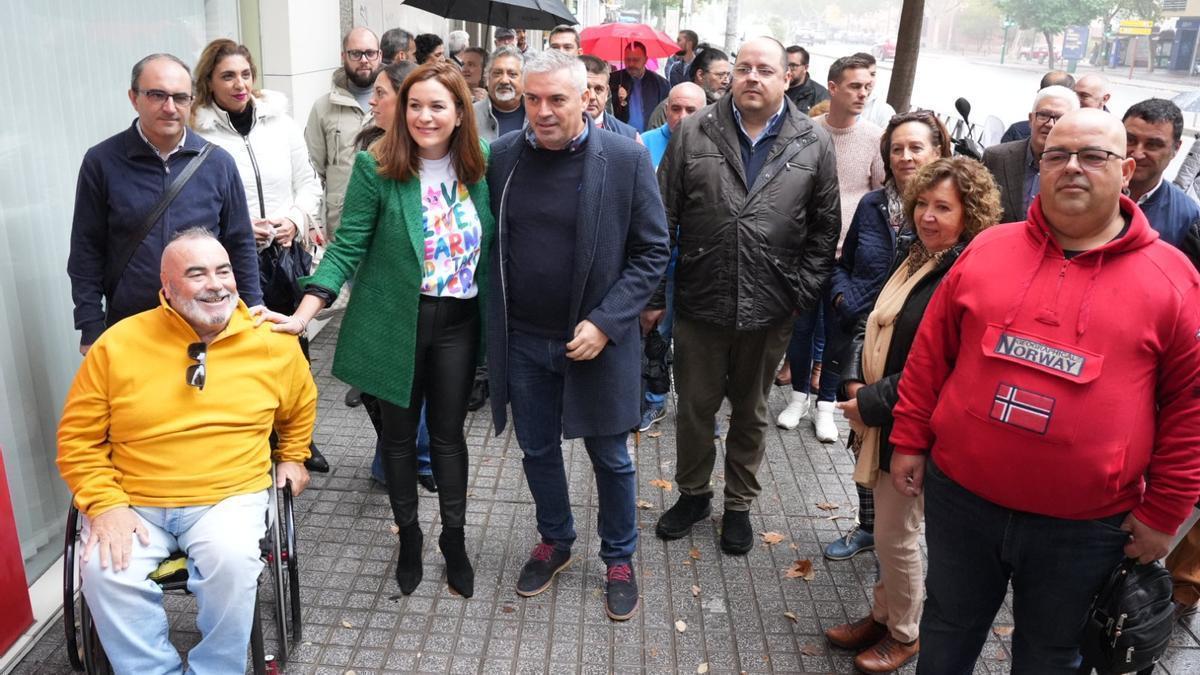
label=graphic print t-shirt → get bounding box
[419,155,483,298]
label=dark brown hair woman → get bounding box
[266,62,494,598]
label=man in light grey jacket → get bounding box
[473,46,526,142]
[304,26,378,242]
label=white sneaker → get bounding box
[814,400,839,443]
[776,391,811,429]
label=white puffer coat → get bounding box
[192,90,321,244]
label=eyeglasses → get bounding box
[733,65,778,79]
[186,342,206,390]
[1034,111,1063,126]
[345,49,381,61]
[707,70,733,81]
[137,88,194,107]
[1039,148,1124,170]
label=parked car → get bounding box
[872,40,896,61]
[1019,45,1056,63]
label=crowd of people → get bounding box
[55,17,1200,675]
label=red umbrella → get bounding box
[579,23,679,61]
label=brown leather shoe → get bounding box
[824,615,888,650]
[854,635,919,673]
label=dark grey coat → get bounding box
[486,120,671,438]
[981,137,1031,224]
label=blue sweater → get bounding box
[829,189,897,328]
[1138,180,1200,250]
[68,122,261,345]
[642,124,670,169]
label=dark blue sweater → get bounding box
[1137,180,1200,250]
[68,121,261,344]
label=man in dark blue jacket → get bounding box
[486,50,669,622]
[68,53,261,354]
[1123,98,1200,249]
[609,42,671,133]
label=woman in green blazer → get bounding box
[269,62,494,598]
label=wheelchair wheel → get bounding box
[266,486,292,665]
[78,598,113,675]
[282,485,302,643]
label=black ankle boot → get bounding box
[439,527,474,598]
[395,522,423,594]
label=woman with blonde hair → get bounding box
[266,62,493,599]
[824,156,1002,672]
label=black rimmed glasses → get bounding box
[136,88,195,107]
[1039,148,1124,171]
[186,342,206,390]
[345,49,381,61]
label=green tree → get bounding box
[994,0,1110,69]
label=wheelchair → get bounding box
[62,468,302,674]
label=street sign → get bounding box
[1061,25,1089,61]
[1118,20,1153,36]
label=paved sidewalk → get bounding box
[16,317,1200,674]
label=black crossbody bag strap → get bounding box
[105,143,214,297]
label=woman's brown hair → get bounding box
[879,110,952,185]
[191,39,260,124]
[374,61,485,185]
[903,156,1002,243]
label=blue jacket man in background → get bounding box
[486,50,669,622]
[1123,98,1200,249]
[69,53,260,353]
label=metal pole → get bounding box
[1000,23,1010,64]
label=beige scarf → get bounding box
[852,248,944,487]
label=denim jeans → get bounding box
[787,295,843,402]
[508,331,637,564]
[372,405,431,483]
[917,458,1130,674]
[79,491,268,675]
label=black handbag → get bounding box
[259,242,313,314]
[642,330,671,396]
[1077,558,1174,675]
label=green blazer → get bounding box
[302,148,495,407]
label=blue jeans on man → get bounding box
[508,330,637,564]
[917,457,1130,673]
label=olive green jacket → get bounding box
[302,148,494,407]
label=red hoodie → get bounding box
[890,195,1200,534]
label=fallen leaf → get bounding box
[688,547,701,560]
[675,619,687,633]
[341,619,353,628]
[500,604,516,614]
[783,611,797,623]
[800,644,821,656]
[636,499,654,509]
[761,531,785,545]
[345,671,357,675]
[828,514,854,521]
[993,625,1014,637]
[682,559,692,566]
[648,431,662,438]
[696,663,709,674]
[815,501,839,511]
[691,584,701,597]
[389,524,400,534]
[785,559,816,581]
[789,543,798,550]
[650,478,674,492]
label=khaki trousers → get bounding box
[870,469,925,643]
[1167,511,1200,606]
[672,315,792,510]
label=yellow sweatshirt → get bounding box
[57,295,318,517]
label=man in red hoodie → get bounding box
[889,109,1200,672]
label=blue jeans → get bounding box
[372,404,431,482]
[79,491,268,675]
[508,331,638,565]
[917,458,1130,674]
[645,263,676,407]
[787,296,844,401]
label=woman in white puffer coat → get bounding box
[191,39,321,253]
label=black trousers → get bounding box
[377,296,478,528]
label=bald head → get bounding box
[1074,74,1110,110]
[665,82,707,131]
[741,36,787,70]
[1038,109,1134,248]
[161,230,240,339]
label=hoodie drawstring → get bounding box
[1075,251,1103,340]
[1002,230,1050,331]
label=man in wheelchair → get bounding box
[57,228,317,674]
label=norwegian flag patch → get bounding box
[990,383,1055,435]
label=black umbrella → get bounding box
[403,0,576,30]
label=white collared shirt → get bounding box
[136,121,188,164]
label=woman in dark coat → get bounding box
[823,157,1002,672]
